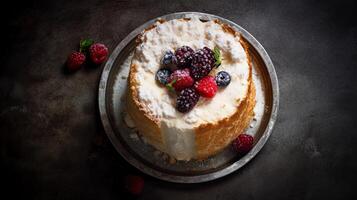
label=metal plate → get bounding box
[98,12,279,183]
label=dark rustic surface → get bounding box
[1,0,357,199]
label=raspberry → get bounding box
[194,76,218,98]
[174,46,194,67]
[233,134,254,154]
[156,68,171,85]
[191,47,215,80]
[176,88,200,113]
[89,43,109,64]
[167,68,194,92]
[215,71,231,87]
[66,51,86,71]
[123,175,144,196]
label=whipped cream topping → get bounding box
[131,16,251,160]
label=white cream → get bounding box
[131,16,250,160]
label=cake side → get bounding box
[195,38,256,159]
[127,63,165,151]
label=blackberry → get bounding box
[161,50,177,69]
[176,88,200,113]
[190,47,215,80]
[174,46,194,67]
[155,68,171,85]
[215,71,231,87]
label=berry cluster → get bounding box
[156,46,232,113]
[66,39,108,72]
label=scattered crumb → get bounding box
[129,133,139,140]
[121,75,127,79]
[124,113,136,128]
[249,124,253,128]
[253,117,257,121]
[169,157,176,164]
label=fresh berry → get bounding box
[194,76,218,98]
[176,88,200,113]
[174,46,194,67]
[89,43,109,64]
[67,52,86,71]
[191,47,215,80]
[161,50,177,69]
[167,68,194,92]
[233,134,254,154]
[123,175,144,195]
[215,71,231,87]
[156,68,171,85]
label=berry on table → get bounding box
[215,71,231,87]
[89,43,109,64]
[194,76,218,98]
[174,46,194,67]
[66,51,86,71]
[123,175,144,196]
[176,88,200,113]
[156,68,171,85]
[190,47,215,80]
[167,68,194,92]
[232,134,254,154]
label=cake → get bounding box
[127,16,256,161]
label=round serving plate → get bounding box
[98,12,279,183]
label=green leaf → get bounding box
[79,39,94,53]
[165,79,177,93]
[214,46,221,68]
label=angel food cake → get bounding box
[127,17,256,160]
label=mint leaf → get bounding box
[166,79,177,93]
[214,46,221,68]
[79,39,94,53]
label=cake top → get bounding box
[131,16,250,128]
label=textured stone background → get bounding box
[1,0,356,199]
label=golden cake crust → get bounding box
[127,18,256,160]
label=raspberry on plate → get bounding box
[176,88,200,113]
[89,43,109,64]
[190,47,215,80]
[174,46,194,67]
[66,51,86,71]
[167,68,194,92]
[233,134,254,154]
[194,75,218,98]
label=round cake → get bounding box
[127,16,256,160]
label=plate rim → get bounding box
[98,11,279,183]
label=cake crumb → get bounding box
[124,114,136,128]
[129,133,139,140]
[169,157,176,164]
